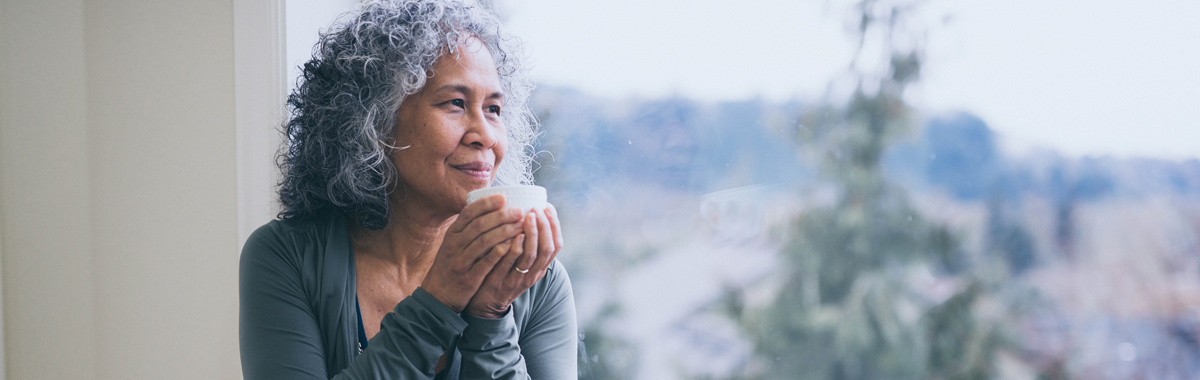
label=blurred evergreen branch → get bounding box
[731,1,1028,379]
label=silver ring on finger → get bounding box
[513,266,530,274]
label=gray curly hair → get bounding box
[278,0,537,229]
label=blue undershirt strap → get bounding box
[356,295,368,352]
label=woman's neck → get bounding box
[350,200,455,281]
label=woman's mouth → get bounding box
[452,162,493,180]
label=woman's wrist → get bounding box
[418,284,466,313]
[465,303,511,320]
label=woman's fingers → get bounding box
[529,209,556,277]
[463,221,522,264]
[546,204,564,252]
[460,206,568,318]
[522,211,539,269]
[492,237,521,277]
[537,209,554,257]
[514,214,537,275]
[468,233,514,279]
[457,207,523,250]
[511,233,528,269]
[451,194,505,233]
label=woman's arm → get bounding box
[239,225,465,380]
[239,227,331,379]
[457,260,578,380]
[335,288,467,379]
[514,206,578,379]
[515,260,579,379]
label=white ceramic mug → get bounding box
[466,185,548,213]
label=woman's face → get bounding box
[391,36,506,214]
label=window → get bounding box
[506,1,1200,379]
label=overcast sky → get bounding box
[500,0,1200,159]
[287,0,1200,159]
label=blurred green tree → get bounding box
[733,1,1016,379]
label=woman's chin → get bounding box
[449,189,479,213]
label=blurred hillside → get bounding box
[528,86,812,199]
[530,84,1200,379]
[885,112,1200,202]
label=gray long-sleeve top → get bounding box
[239,213,578,379]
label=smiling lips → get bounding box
[452,162,493,180]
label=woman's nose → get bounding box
[462,110,499,148]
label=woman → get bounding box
[239,1,576,379]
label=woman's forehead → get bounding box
[425,37,501,93]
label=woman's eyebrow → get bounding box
[432,84,503,101]
[432,84,472,96]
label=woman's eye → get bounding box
[488,105,501,115]
[449,99,465,108]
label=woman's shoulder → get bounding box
[252,212,340,237]
[241,213,349,272]
[541,259,570,290]
[519,259,574,318]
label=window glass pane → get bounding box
[503,0,1200,379]
[286,0,360,94]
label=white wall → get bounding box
[0,0,364,376]
[237,0,287,249]
[0,0,98,378]
[0,0,284,378]
[85,0,242,377]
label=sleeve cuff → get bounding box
[405,287,469,334]
[460,305,516,334]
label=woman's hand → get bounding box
[421,195,525,313]
[464,204,564,319]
